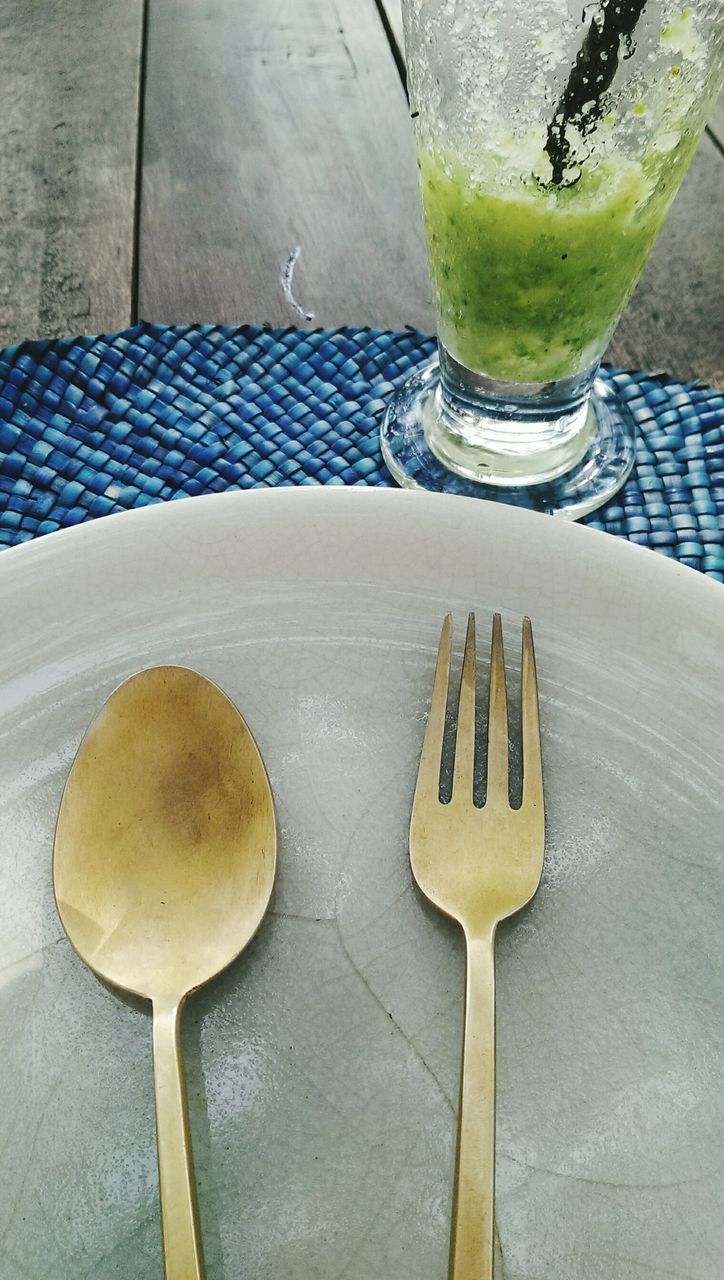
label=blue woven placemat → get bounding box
[0,322,722,577]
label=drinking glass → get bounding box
[382,1,724,517]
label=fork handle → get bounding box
[152,998,205,1280]
[450,932,497,1280]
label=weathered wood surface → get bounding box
[0,0,143,348]
[138,0,431,332]
[0,0,720,384]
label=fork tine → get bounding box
[485,613,509,807]
[521,617,543,812]
[452,613,476,797]
[414,614,453,801]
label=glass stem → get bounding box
[426,344,599,487]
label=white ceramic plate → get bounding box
[0,488,722,1280]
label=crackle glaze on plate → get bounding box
[0,488,722,1280]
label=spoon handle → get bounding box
[152,999,205,1280]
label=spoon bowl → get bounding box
[54,665,277,1280]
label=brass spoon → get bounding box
[53,666,277,1280]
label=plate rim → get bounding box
[1,485,722,610]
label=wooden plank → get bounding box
[139,0,432,332]
[607,134,724,386]
[0,0,143,349]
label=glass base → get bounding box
[380,358,636,520]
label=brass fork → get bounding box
[410,613,545,1280]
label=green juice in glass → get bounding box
[418,144,685,385]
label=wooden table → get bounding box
[1,0,722,384]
